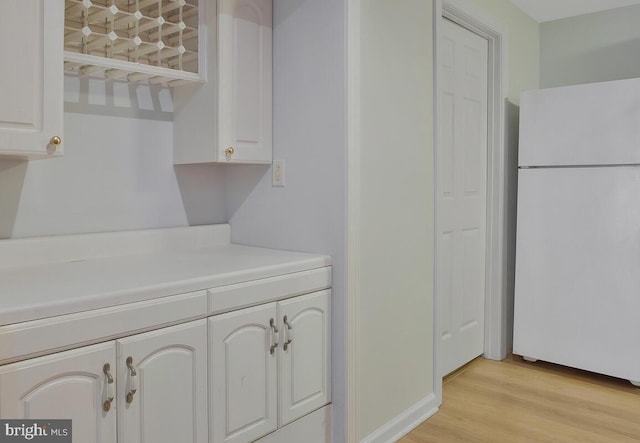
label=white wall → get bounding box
[0,76,226,239]
[226,0,347,441]
[540,4,640,88]
[471,0,539,105]
[357,1,435,439]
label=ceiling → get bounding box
[509,0,640,22]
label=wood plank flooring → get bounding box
[399,356,640,443]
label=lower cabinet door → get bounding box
[0,342,117,443]
[116,320,208,443]
[278,290,331,426]
[210,303,278,443]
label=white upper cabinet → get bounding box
[0,0,64,159]
[217,0,272,163]
[174,0,272,164]
[63,0,205,85]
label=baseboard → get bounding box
[256,405,332,443]
[361,393,438,443]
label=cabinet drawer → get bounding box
[208,267,331,315]
[0,290,207,364]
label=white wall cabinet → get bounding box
[0,0,64,159]
[210,290,331,443]
[63,0,204,85]
[174,0,272,164]
[0,0,270,162]
[0,320,208,443]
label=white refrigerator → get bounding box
[513,78,640,386]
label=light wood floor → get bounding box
[399,356,640,443]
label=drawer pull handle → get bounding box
[103,363,115,412]
[269,318,279,355]
[283,315,294,351]
[126,356,138,404]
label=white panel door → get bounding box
[438,18,488,376]
[210,303,278,443]
[0,342,117,443]
[278,291,331,427]
[117,320,208,443]
[218,0,272,163]
[514,167,640,383]
[0,0,63,158]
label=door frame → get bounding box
[433,0,509,402]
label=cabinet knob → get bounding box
[225,146,235,156]
[47,136,62,154]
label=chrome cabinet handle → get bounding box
[269,318,279,355]
[283,315,294,351]
[103,363,115,412]
[126,356,138,404]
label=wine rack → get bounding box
[63,0,203,86]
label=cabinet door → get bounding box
[0,0,63,158]
[210,303,278,443]
[218,0,272,163]
[116,320,208,443]
[0,342,117,443]
[278,291,331,426]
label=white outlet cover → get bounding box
[272,160,285,187]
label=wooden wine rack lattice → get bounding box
[64,0,202,85]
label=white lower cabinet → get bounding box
[0,291,330,443]
[0,319,208,443]
[210,290,331,443]
[278,291,331,427]
[0,342,117,443]
[117,320,208,443]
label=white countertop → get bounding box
[0,225,330,326]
